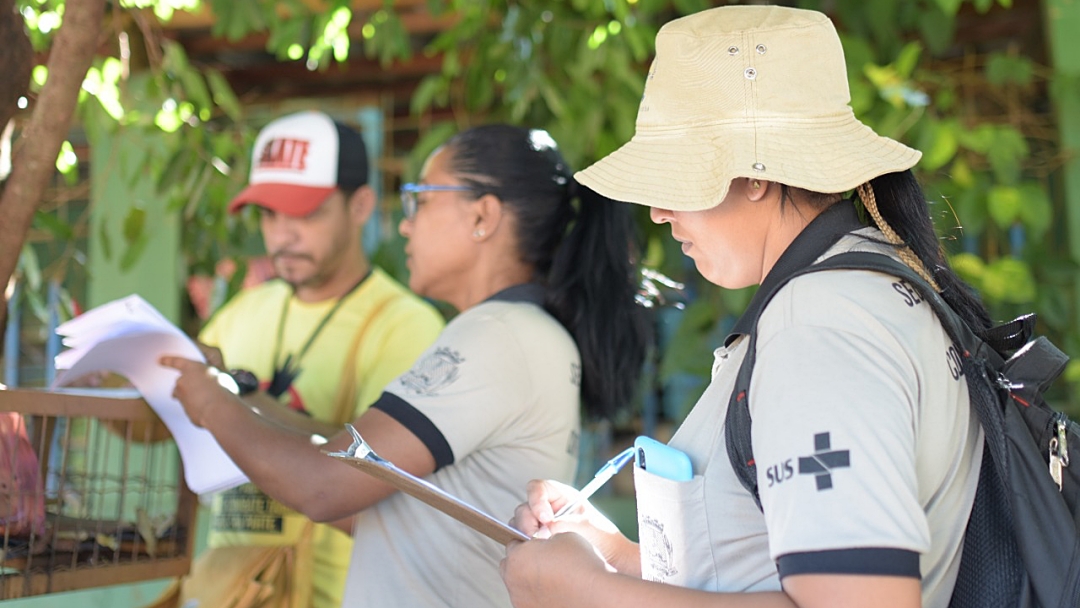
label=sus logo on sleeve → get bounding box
[797,432,851,491]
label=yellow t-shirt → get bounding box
[199,267,443,608]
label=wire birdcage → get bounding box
[0,388,195,599]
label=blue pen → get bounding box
[553,446,636,520]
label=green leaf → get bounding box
[987,185,1022,228]
[155,102,184,133]
[986,127,1029,185]
[120,234,150,272]
[720,285,756,314]
[949,252,987,287]
[404,122,459,180]
[162,40,191,74]
[537,74,567,117]
[838,32,874,77]
[1063,361,1080,385]
[864,63,928,108]
[55,140,79,184]
[31,65,48,89]
[659,298,720,382]
[982,258,1036,303]
[849,79,877,116]
[862,0,902,50]
[1049,73,1080,106]
[918,7,956,55]
[122,207,147,245]
[950,157,976,189]
[893,42,922,78]
[179,68,213,112]
[622,22,651,62]
[17,244,42,291]
[33,211,75,241]
[935,86,958,113]
[205,68,243,120]
[916,120,958,171]
[951,187,987,235]
[97,215,113,262]
[643,235,665,269]
[934,0,964,15]
[152,149,182,195]
[1036,282,1071,331]
[956,124,996,154]
[410,75,445,115]
[986,53,1034,87]
[1017,182,1052,238]
[23,288,48,325]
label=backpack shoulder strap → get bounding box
[724,251,992,510]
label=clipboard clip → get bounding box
[327,423,386,463]
[322,423,530,545]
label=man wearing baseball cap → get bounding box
[173,111,443,608]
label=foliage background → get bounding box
[8,0,1077,423]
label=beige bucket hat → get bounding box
[576,5,922,211]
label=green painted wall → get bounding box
[84,120,181,320]
[1046,0,1080,328]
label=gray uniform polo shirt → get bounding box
[635,203,982,608]
[342,285,581,608]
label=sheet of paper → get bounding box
[52,295,248,495]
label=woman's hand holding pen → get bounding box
[501,531,611,608]
[508,479,640,575]
[503,479,621,608]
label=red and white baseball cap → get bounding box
[228,111,369,217]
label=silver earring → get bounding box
[473,229,485,238]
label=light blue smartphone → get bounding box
[634,436,693,481]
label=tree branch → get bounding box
[0,0,106,336]
[0,0,33,136]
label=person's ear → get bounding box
[348,186,376,225]
[746,178,771,202]
[470,193,504,241]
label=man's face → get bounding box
[258,190,355,290]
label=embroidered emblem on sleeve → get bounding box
[400,347,464,396]
[797,432,851,491]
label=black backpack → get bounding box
[724,250,1080,608]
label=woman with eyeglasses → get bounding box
[162,123,649,608]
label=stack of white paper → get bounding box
[53,294,248,494]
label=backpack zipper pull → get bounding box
[1049,420,1068,492]
[1058,420,1070,468]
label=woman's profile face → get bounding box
[650,181,774,289]
[398,147,479,304]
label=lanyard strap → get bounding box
[267,269,372,398]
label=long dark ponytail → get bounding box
[444,124,649,420]
[863,170,993,333]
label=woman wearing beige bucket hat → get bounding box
[502,5,991,608]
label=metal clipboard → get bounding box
[325,424,529,545]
